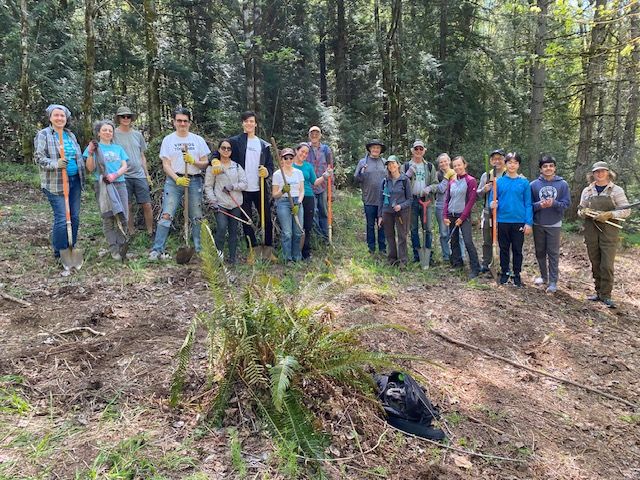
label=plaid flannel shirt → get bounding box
[34,126,85,194]
[307,143,334,194]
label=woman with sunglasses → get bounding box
[272,148,305,262]
[205,139,248,265]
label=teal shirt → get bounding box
[294,161,317,197]
[83,143,129,183]
[63,132,78,176]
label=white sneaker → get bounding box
[148,250,160,261]
[534,277,547,286]
[546,283,557,293]
[111,252,122,261]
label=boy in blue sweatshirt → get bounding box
[489,152,533,286]
[530,155,571,293]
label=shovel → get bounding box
[489,177,499,281]
[58,132,83,271]
[176,156,195,265]
[418,198,431,269]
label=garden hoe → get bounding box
[176,148,195,265]
[489,175,499,281]
[57,131,83,271]
[418,198,432,269]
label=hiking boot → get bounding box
[479,265,490,274]
[534,277,547,286]
[587,294,600,301]
[601,298,616,308]
[499,273,509,285]
[545,283,558,294]
[468,270,479,280]
[513,275,523,287]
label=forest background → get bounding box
[1,0,639,218]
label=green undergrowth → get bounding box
[0,162,39,188]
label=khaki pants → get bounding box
[584,220,619,299]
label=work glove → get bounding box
[594,211,614,222]
[444,169,456,180]
[281,184,291,195]
[146,174,154,187]
[183,151,196,165]
[211,159,223,175]
[322,168,334,179]
[292,205,299,216]
[176,176,190,187]
[222,185,232,193]
[258,165,269,178]
[406,165,416,178]
[57,155,67,169]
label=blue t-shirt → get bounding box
[83,143,129,183]
[293,161,317,197]
[63,132,78,176]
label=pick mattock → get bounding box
[176,147,196,265]
[418,198,432,269]
[489,172,499,281]
[57,131,83,271]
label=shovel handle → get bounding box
[57,131,74,246]
[491,177,498,244]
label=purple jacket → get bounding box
[443,173,478,222]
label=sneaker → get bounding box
[111,252,122,261]
[513,275,523,287]
[587,294,600,301]
[148,250,160,261]
[468,271,479,280]
[479,266,490,274]
[601,298,617,309]
[534,277,547,286]
[499,273,509,285]
[545,283,557,293]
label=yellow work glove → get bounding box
[211,159,223,175]
[146,174,154,187]
[176,176,190,187]
[594,211,614,223]
[258,165,269,178]
[183,152,196,165]
[444,169,456,180]
[292,204,299,216]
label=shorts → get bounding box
[125,177,151,204]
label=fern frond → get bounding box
[270,355,299,412]
[170,316,199,407]
[208,360,238,427]
[280,389,327,460]
[200,221,233,305]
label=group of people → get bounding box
[34,104,632,307]
[354,142,632,307]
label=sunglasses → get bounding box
[413,146,424,151]
[175,119,190,124]
[119,115,132,119]
[219,146,232,151]
[283,155,294,160]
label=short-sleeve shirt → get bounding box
[293,161,317,197]
[159,132,211,176]
[83,143,129,183]
[273,169,305,199]
[114,129,147,179]
[245,137,262,191]
[63,131,79,176]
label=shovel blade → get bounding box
[489,243,499,279]
[60,247,84,270]
[254,245,276,262]
[176,246,195,265]
[418,247,431,270]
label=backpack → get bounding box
[382,176,411,206]
[375,371,446,440]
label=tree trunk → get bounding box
[334,0,348,106]
[620,0,640,181]
[568,0,609,220]
[318,20,328,105]
[143,0,161,137]
[82,0,96,144]
[528,0,549,178]
[374,0,391,144]
[19,0,31,163]
[242,0,262,117]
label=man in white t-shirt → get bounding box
[149,107,211,260]
[229,111,274,257]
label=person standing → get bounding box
[149,107,210,260]
[489,152,533,287]
[113,106,154,236]
[530,155,571,293]
[435,153,456,262]
[34,104,85,267]
[306,125,334,241]
[404,140,438,263]
[378,156,412,266]
[272,148,305,262]
[476,149,506,273]
[204,139,247,265]
[443,156,481,278]
[229,111,274,262]
[578,162,631,308]
[354,140,387,254]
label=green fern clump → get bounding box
[170,222,418,467]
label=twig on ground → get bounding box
[466,414,507,435]
[58,326,105,336]
[296,428,390,463]
[347,412,368,466]
[430,329,638,410]
[0,290,31,307]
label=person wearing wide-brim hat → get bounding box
[113,106,154,236]
[354,139,387,254]
[577,161,631,308]
[378,155,412,266]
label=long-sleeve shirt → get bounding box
[530,175,571,227]
[476,168,506,212]
[443,173,477,222]
[378,174,412,214]
[354,155,387,206]
[205,161,247,210]
[489,175,533,225]
[578,182,631,220]
[33,126,85,194]
[307,142,334,194]
[435,170,449,210]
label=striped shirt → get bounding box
[34,126,85,194]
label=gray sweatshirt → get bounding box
[354,155,387,206]
[204,161,247,210]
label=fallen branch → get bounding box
[58,326,105,336]
[430,329,638,410]
[1,290,31,307]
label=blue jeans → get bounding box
[410,196,433,261]
[276,197,304,261]
[43,174,81,257]
[435,205,451,261]
[313,191,329,240]
[152,175,204,253]
[215,207,240,263]
[364,204,386,253]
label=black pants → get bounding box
[302,195,315,258]
[242,190,273,247]
[449,215,480,273]
[498,222,524,275]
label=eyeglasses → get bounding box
[175,119,190,124]
[283,155,294,160]
[413,146,424,151]
[120,115,132,119]
[219,146,231,151]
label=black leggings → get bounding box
[498,222,524,275]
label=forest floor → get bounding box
[1,165,639,480]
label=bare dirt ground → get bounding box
[1,180,639,479]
